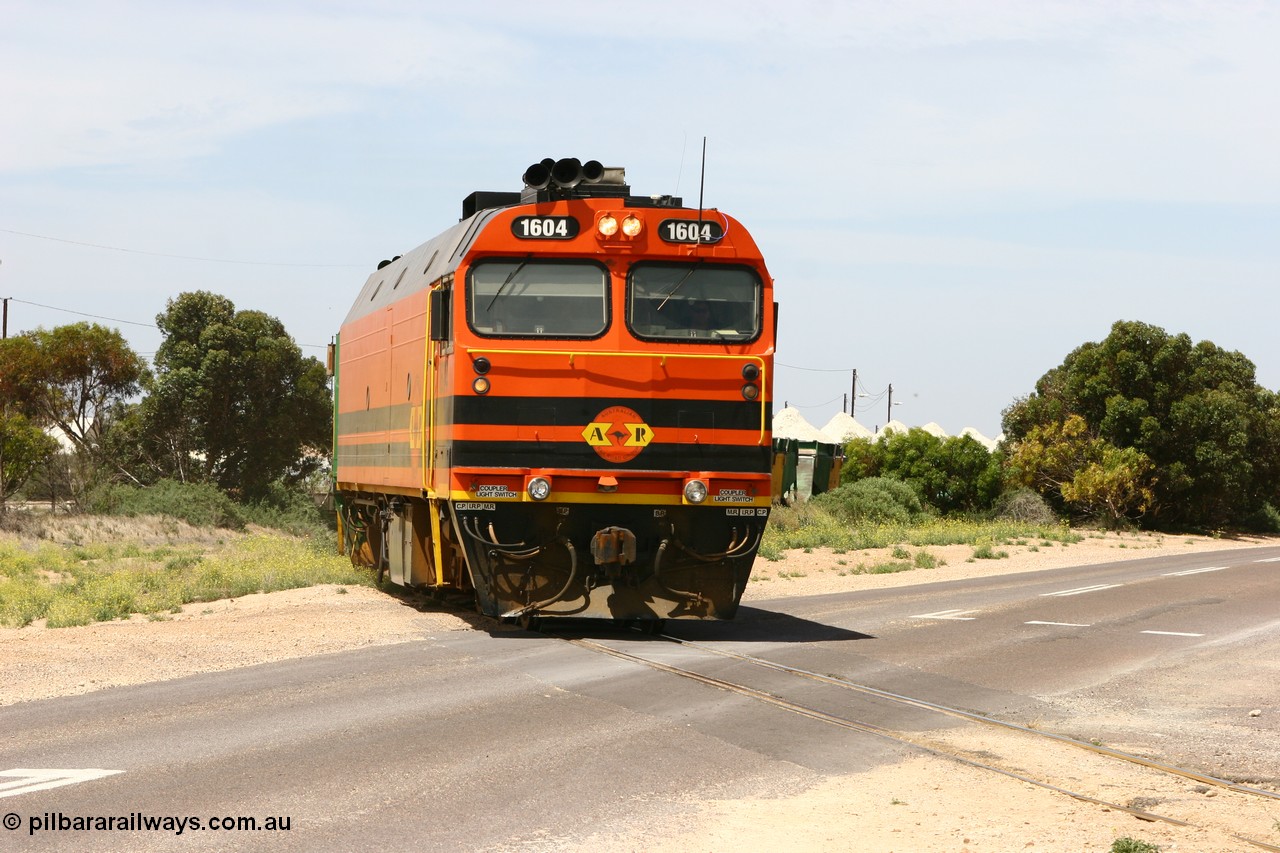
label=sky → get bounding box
[2,0,1277,438]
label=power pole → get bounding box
[850,369,857,415]
[887,383,893,424]
[2,297,8,339]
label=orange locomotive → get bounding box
[333,158,775,627]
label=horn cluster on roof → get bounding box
[519,157,630,202]
[462,158,683,219]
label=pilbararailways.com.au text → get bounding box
[6,811,291,836]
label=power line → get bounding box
[4,298,326,349]
[1,228,365,269]
[787,395,844,410]
[10,298,156,328]
[776,360,856,373]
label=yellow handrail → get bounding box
[462,345,773,445]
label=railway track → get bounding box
[550,625,1280,851]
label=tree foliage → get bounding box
[140,291,331,499]
[1005,415,1155,526]
[1003,320,1280,529]
[839,428,1002,515]
[19,323,147,455]
[0,326,144,507]
[0,412,59,511]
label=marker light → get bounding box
[742,384,759,401]
[597,215,619,236]
[527,476,552,501]
[473,357,491,375]
[742,363,760,381]
[684,479,708,504]
[621,215,643,237]
[472,377,491,395]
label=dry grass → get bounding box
[0,512,370,629]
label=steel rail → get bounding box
[565,637,1189,827]
[561,633,1280,851]
[654,632,1280,802]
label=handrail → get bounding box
[463,345,773,445]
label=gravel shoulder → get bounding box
[3,528,1276,851]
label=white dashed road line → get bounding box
[1255,557,1280,563]
[912,609,980,621]
[1141,631,1205,637]
[1025,620,1091,627]
[1039,584,1123,597]
[1162,566,1228,576]
[0,769,123,799]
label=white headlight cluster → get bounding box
[527,477,552,501]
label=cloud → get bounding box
[0,1,523,173]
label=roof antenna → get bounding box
[696,136,707,248]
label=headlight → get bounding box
[684,479,708,504]
[527,476,552,501]
[597,215,619,236]
[621,215,643,237]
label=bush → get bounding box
[1240,502,1280,534]
[1111,839,1161,853]
[86,480,247,530]
[992,488,1057,525]
[240,482,334,543]
[812,477,923,525]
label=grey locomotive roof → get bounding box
[341,206,506,327]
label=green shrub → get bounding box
[812,477,923,525]
[87,480,247,530]
[240,482,334,541]
[868,561,913,574]
[1110,839,1161,853]
[912,550,939,569]
[972,541,1009,560]
[1241,502,1280,534]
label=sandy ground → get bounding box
[3,529,1277,851]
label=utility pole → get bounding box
[887,383,893,424]
[2,298,8,339]
[850,368,857,415]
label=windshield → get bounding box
[627,262,762,342]
[468,260,608,338]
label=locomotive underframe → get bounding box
[337,489,767,622]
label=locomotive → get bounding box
[331,158,775,627]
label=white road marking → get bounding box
[1039,584,1123,597]
[1162,566,1228,576]
[1141,631,1204,638]
[1254,557,1280,563]
[912,609,980,621]
[1025,620,1092,627]
[0,769,123,799]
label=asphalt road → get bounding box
[2,545,1277,851]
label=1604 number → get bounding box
[659,218,724,244]
[512,216,579,240]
